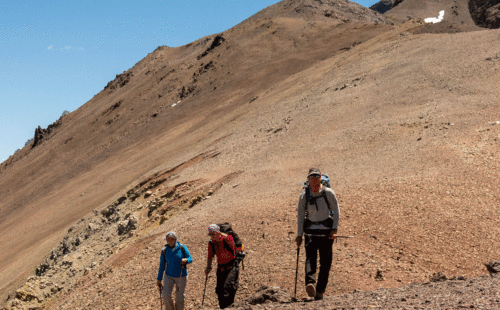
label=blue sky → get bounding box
[1,0,377,163]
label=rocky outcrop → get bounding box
[469,0,500,28]
[370,0,405,14]
[104,71,134,91]
[31,117,64,148]
[485,260,500,274]
[370,0,394,14]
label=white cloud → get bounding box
[46,45,85,51]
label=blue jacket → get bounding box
[157,242,193,279]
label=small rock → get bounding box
[430,272,447,282]
[88,223,100,231]
[485,261,500,274]
[375,269,385,281]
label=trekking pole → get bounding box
[294,246,300,301]
[304,234,354,238]
[202,274,208,307]
[158,283,163,310]
[304,234,354,242]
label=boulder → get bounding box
[15,288,39,302]
[430,272,447,282]
[117,216,138,235]
[231,285,293,308]
[485,260,500,274]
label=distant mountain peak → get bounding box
[248,0,390,24]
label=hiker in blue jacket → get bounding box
[157,231,193,310]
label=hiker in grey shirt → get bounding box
[296,168,340,300]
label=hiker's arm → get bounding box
[297,192,306,237]
[296,192,307,247]
[326,189,340,239]
[182,245,193,264]
[327,190,340,231]
[157,250,166,281]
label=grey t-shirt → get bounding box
[297,187,340,236]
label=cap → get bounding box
[307,168,321,178]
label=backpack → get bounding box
[210,222,246,268]
[302,174,334,230]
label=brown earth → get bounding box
[1,0,500,309]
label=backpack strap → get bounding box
[222,237,235,257]
[305,187,333,215]
[210,237,235,258]
[161,246,166,262]
[180,244,187,257]
[321,190,333,213]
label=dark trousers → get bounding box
[304,235,334,294]
[216,261,239,309]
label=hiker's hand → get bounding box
[329,230,338,240]
[157,280,162,288]
[181,258,188,265]
[205,267,211,276]
[295,236,302,247]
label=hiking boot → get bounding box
[315,292,324,300]
[306,284,316,297]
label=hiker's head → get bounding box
[166,231,177,247]
[208,224,221,241]
[307,168,322,193]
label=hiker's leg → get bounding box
[162,275,176,310]
[316,238,334,294]
[216,267,236,309]
[223,265,239,307]
[216,268,228,308]
[304,235,318,286]
[174,276,187,310]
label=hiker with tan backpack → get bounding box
[157,231,193,310]
[295,168,340,300]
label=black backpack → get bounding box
[210,222,246,268]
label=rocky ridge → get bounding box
[4,152,235,310]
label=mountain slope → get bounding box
[0,0,392,305]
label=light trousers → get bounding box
[162,275,187,310]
